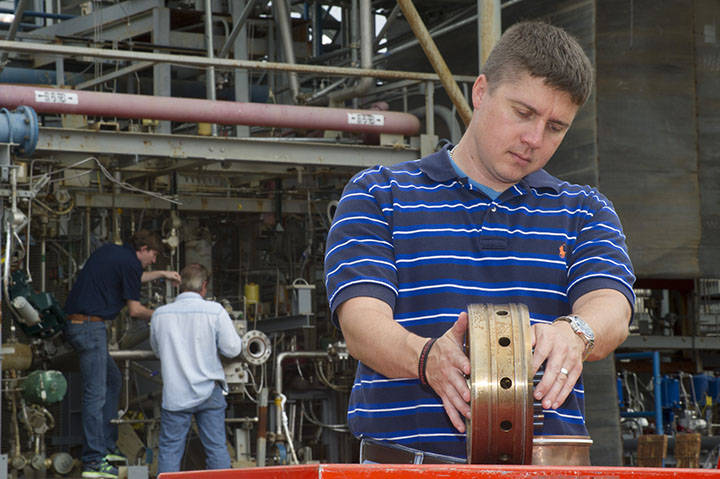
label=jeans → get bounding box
[157,384,231,473]
[65,321,121,465]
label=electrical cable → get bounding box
[29,157,181,205]
[301,401,348,433]
[278,394,299,464]
[32,196,75,216]
[314,360,349,393]
[244,367,259,404]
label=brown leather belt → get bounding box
[359,439,465,464]
[67,313,105,324]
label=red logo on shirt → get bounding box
[558,244,567,259]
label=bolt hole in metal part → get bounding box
[465,303,592,465]
[466,303,533,464]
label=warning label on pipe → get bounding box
[35,90,79,105]
[347,113,384,126]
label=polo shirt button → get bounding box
[491,206,497,212]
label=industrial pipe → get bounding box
[203,0,218,136]
[257,387,268,467]
[0,40,476,83]
[397,0,473,126]
[274,351,328,435]
[0,85,421,135]
[327,0,373,105]
[272,0,300,101]
[0,106,39,156]
[477,0,501,68]
[108,350,156,360]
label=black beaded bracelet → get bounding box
[418,337,438,387]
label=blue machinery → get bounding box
[0,105,39,180]
[616,351,664,433]
[617,351,720,436]
[0,105,39,156]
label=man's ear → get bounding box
[472,74,489,109]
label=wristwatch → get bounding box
[553,314,595,360]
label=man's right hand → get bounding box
[338,298,472,433]
[163,271,181,284]
[424,312,471,433]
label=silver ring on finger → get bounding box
[559,367,569,377]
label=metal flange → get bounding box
[241,329,272,366]
[466,303,534,464]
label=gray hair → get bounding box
[180,263,209,293]
[481,21,593,106]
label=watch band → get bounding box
[553,314,595,360]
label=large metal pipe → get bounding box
[0,84,421,135]
[203,0,218,136]
[272,0,300,101]
[477,0,501,68]
[410,104,462,144]
[396,0,473,126]
[0,40,476,83]
[327,0,373,105]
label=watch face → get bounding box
[571,316,594,341]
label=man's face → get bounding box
[137,246,158,268]
[466,72,579,191]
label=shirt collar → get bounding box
[517,169,562,193]
[175,291,203,301]
[123,243,142,268]
[418,144,562,194]
[418,145,458,183]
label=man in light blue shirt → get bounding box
[150,263,242,473]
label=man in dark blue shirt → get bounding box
[64,230,180,479]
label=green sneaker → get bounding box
[81,460,118,479]
[104,448,127,464]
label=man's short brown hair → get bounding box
[130,229,164,253]
[481,21,593,106]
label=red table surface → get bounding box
[158,463,720,478]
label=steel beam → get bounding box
[74,61,153,90]
[35,128,419,168]
[618,335,720,350]
[94,13,154,42]
[28,0,163,38]
[72,191,307,213]
[219,0,256,59]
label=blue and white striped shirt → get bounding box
[324,146,635,459]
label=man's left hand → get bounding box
[531,321,585,409]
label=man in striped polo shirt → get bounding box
[324,21,635,462]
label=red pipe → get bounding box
[0,84,421,135]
